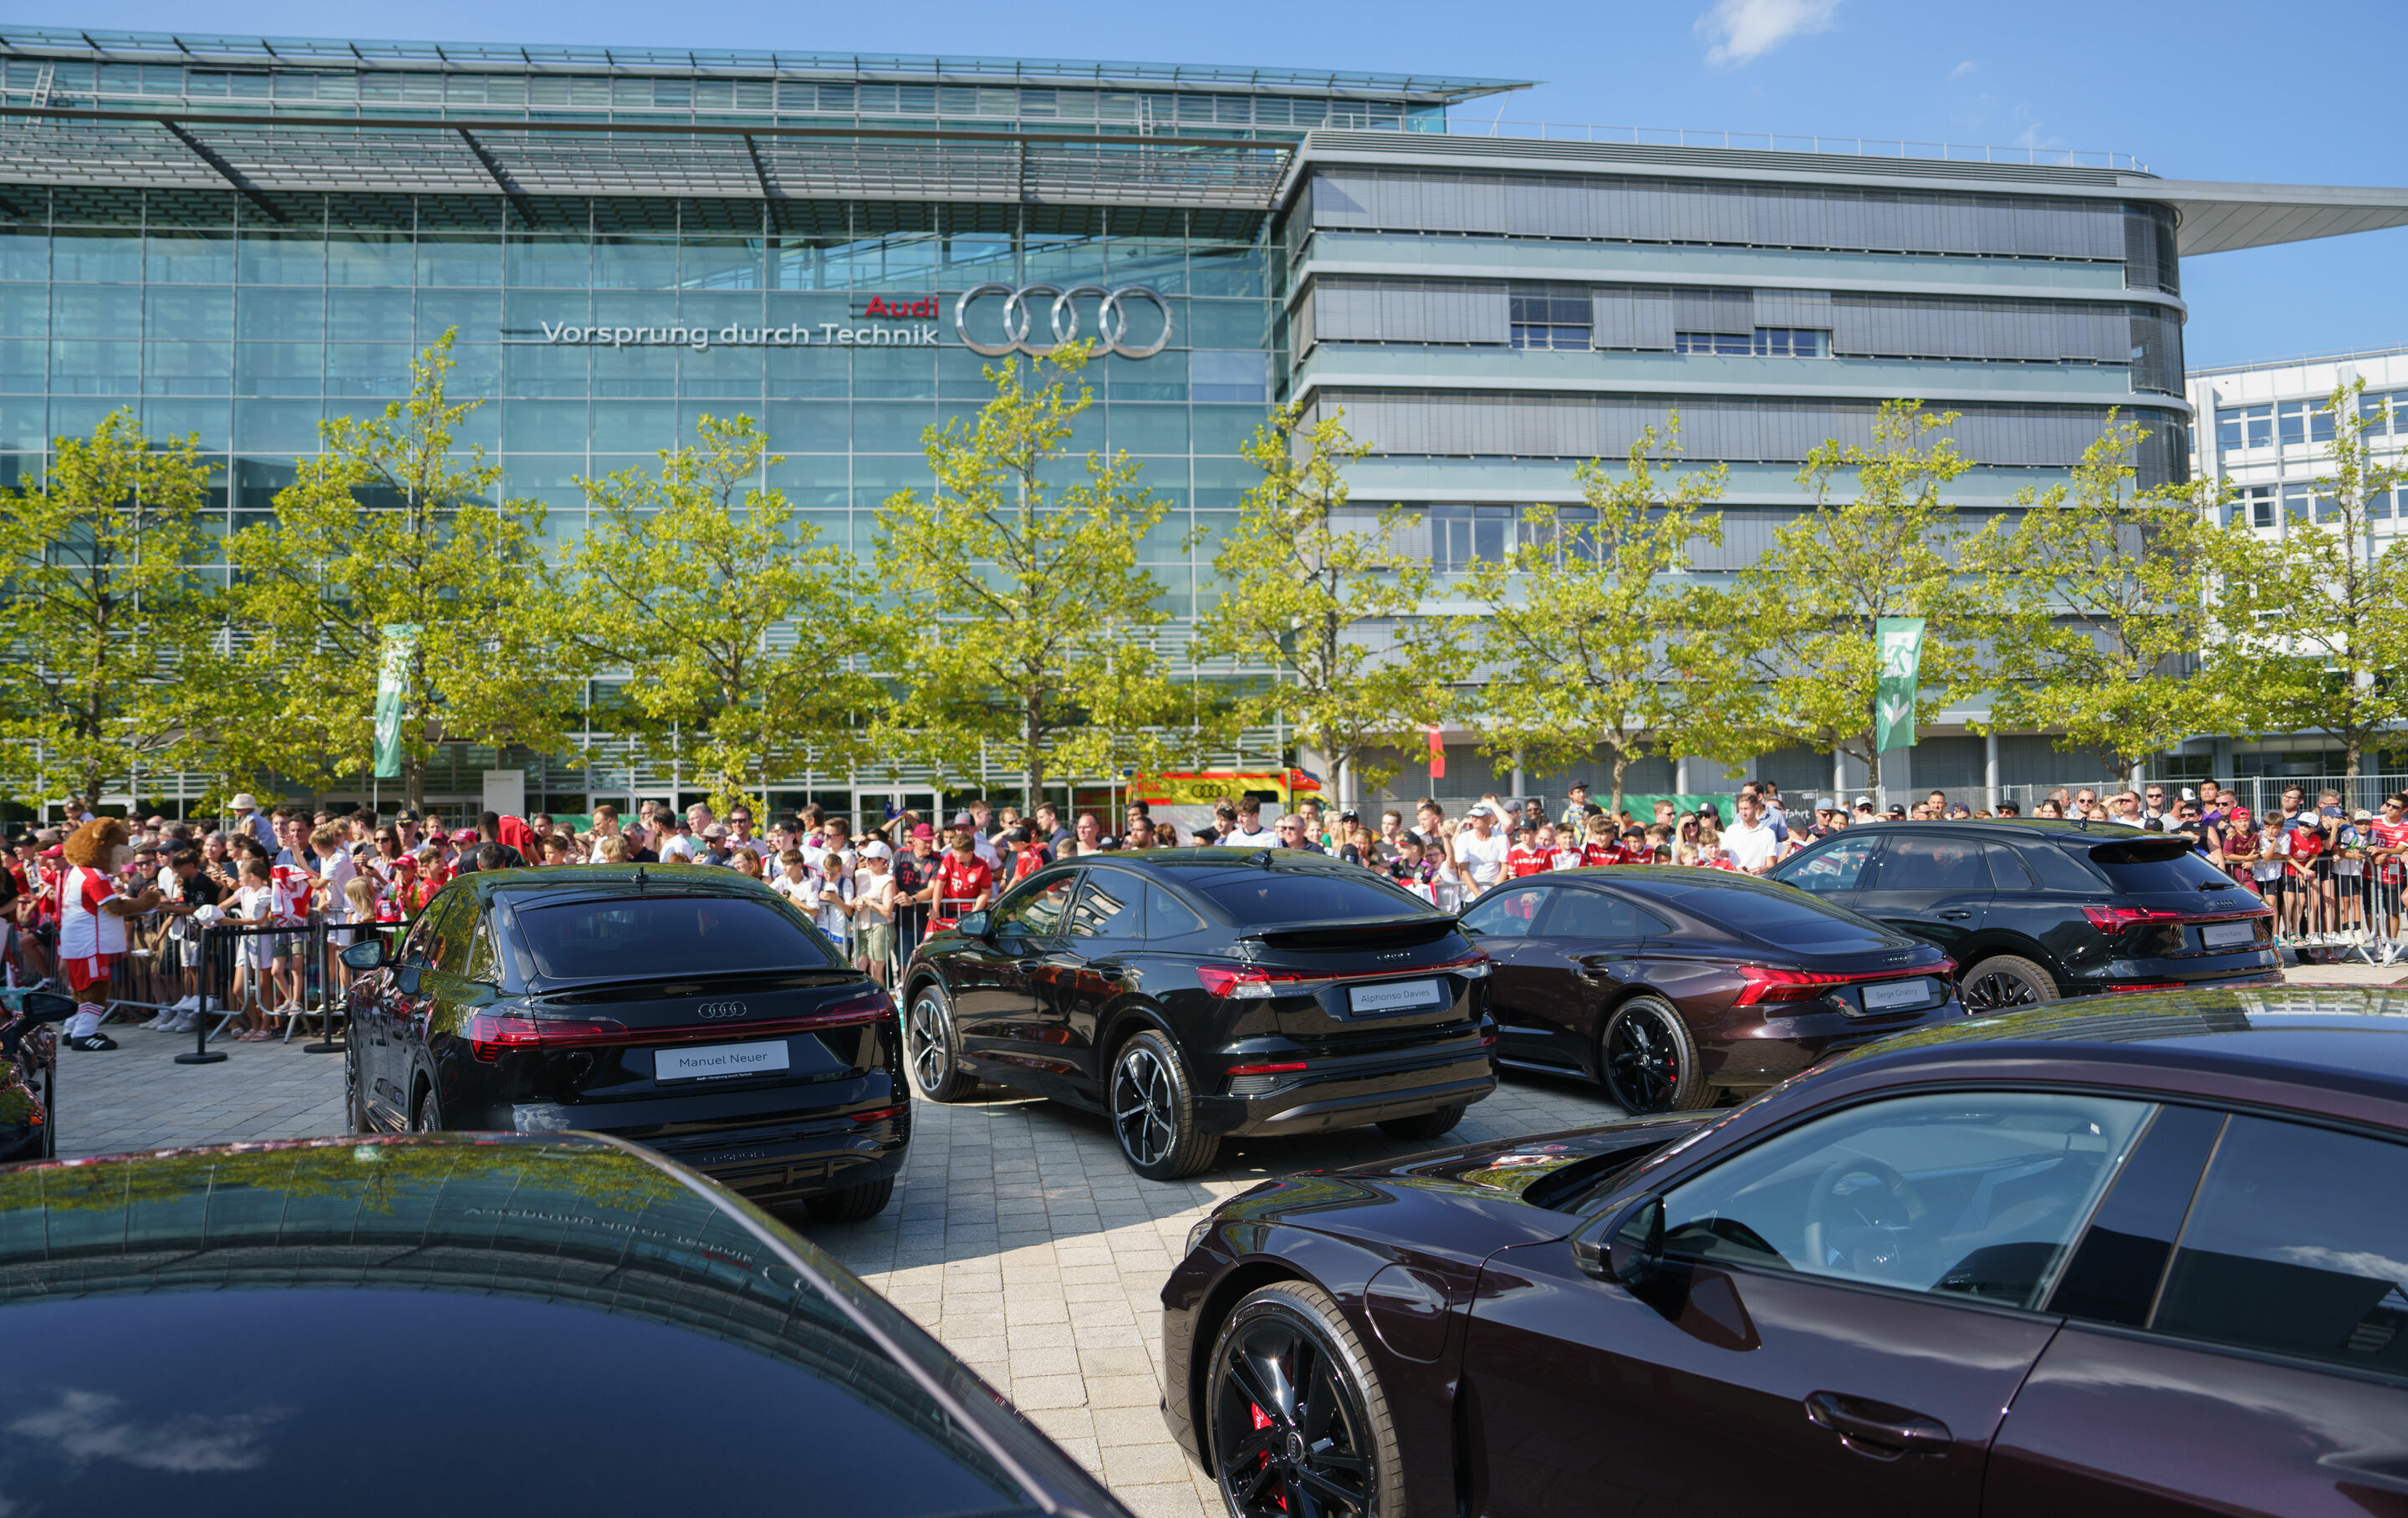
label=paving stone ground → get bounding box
[46,1016,1621,1518]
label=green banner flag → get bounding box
[373,624,419,780]
[1875,617,1925,751]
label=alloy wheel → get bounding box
[1963,968,2042,1012]
[907,994,951,1093]
[1113,1044,1177,1169]
[1209,1313,1375,1517]
[1605,1005,1678,1111]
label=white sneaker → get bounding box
[164,1011,199,1033]
[173,994,201,1012]
[139,1010,174,1030]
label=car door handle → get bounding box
[1936,909,1973,920]
[1094,965,1128,981]
[1014,959,1043,973]
[1578,954,1625,969]
[1803,1391,1952,1459]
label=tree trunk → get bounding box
[1024,700,1043,818]
[1610,746,1630,822]
[2346,737,2363,781]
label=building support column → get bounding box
[1985,731,2001,812]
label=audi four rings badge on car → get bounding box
[955,283,1172,359]
[695,1001,750,1019]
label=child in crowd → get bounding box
[854,847,896,985]
[814,852,855,955]
[772,849,814,914]
[227,858,278,1042]
[1386,835,1439,901]
[1505,825,1552,878]
[1579,816,1620,868]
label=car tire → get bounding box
[1377,1104,1467,1142]
[1960,954,2059,1014]
[1599,996,1713,1114]
[1110,1029,1219,1181]
[905,982,978,1103]
[1206,1280,1406,1518]
[804,1177,895,1224]
[409,1081,441,1133]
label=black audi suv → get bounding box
[900,849,1497,1179]
[1771,819,2278,1011]
[342,865,906,1221]
[0,1133,1130,1517]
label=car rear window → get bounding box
[1652,881,1896,953]
[1187,868,1436,925]
[2086,842,2228,894]
[512,894,840,979]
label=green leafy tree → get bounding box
[227,333,569,809]
[1461,421,1739,816]
[1195,404,1464,810]
[0,410,224,807]
[543,415,882,815]
[2208,379,2408,778]
[872,344,1178,811]
[1715,400,1974,800]
[1962,414,2242,782]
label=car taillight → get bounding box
[1196,965,1333,1000]
[2104,981,2187,994]
[1226,1061,1309,1077]
[1433,953,1492,980]
[2081,905,2191,931]
[1732,959,1954,1008]
[465,1013,628,1062]
[849,1104,908,1123]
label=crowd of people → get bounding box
[4,772,2399,1048]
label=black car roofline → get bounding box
[1236,913,1451,940]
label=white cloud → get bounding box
[10,1391,285,1475]
[1696,0,1842,67]
[1949,60,1977,80]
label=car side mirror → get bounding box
[10,990,77,1024]
[955,910,991,940]
[339,939,391,971]
[1572,1192,1664,1286]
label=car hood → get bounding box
[1213,1113,1715,1256]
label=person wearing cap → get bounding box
[890,824,939,957]
[1450,803,1510,900]
[224,792,277,854]
[852,843,898,983]
[2368,795,2408,940]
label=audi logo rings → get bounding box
[956,283,1172,360]
[694,1000,750,1020]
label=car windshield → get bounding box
[1650,881,1895,953]
[1186,869,1437,925]
[513,894,839,979]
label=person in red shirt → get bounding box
[1000,827,1048,887]
[1504,825,1552,879]
[931,829,995,926]
[1618,826,1656,865]
[2370,793,2408,940]
[1578,818,1620,868]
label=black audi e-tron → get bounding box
[900,848,1498,1179]
[342,865,906,1222]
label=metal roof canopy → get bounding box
[0,107,1292,209]
[0,26,1534,104]
[2135,179,2408,257]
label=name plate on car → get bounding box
[1349,979,1446,1015]
[1860,978,1934,1011]
[2202,920,2256,948]
[658,1041,790,1082]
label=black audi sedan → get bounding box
[1462,867,1962,1113]
[1771,819,2279,1011]
[0,1133,1130,1517]
[342,865,906,1222]
[1164,986,2408,1518]
[901,849,1497,1179]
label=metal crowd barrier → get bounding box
[168,919,373,1066]
[2232,852,2408,966]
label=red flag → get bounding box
[1426,725,1446,780]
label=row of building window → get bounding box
[2226,482,2407,527]
[2215,393,2408,451]
[8,59,1417,132]
[1670,328,1829,358]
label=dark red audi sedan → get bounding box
[1163,986,2408,1518]
[1462,866,1963,1113]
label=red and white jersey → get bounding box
[57,863,127,959]
[2372,818,2408,884]
[1505,846,1552,878]
[269,863,313,924]
[1579,841,1620,868]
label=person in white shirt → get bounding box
[814,858,855,951]
[1451,804,1510,899]
[1221,800,1278,847]
[1722,794,1783,874]
[656,816,698,863]
[854,845,898,984]
[771,849,815,913]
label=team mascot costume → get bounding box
[56,818,163,1051]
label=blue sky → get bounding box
[46,0,2408,369]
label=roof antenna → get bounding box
[1250,850,1273,869]
[633,864,649,888]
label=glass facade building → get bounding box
[4,27,2402,811]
